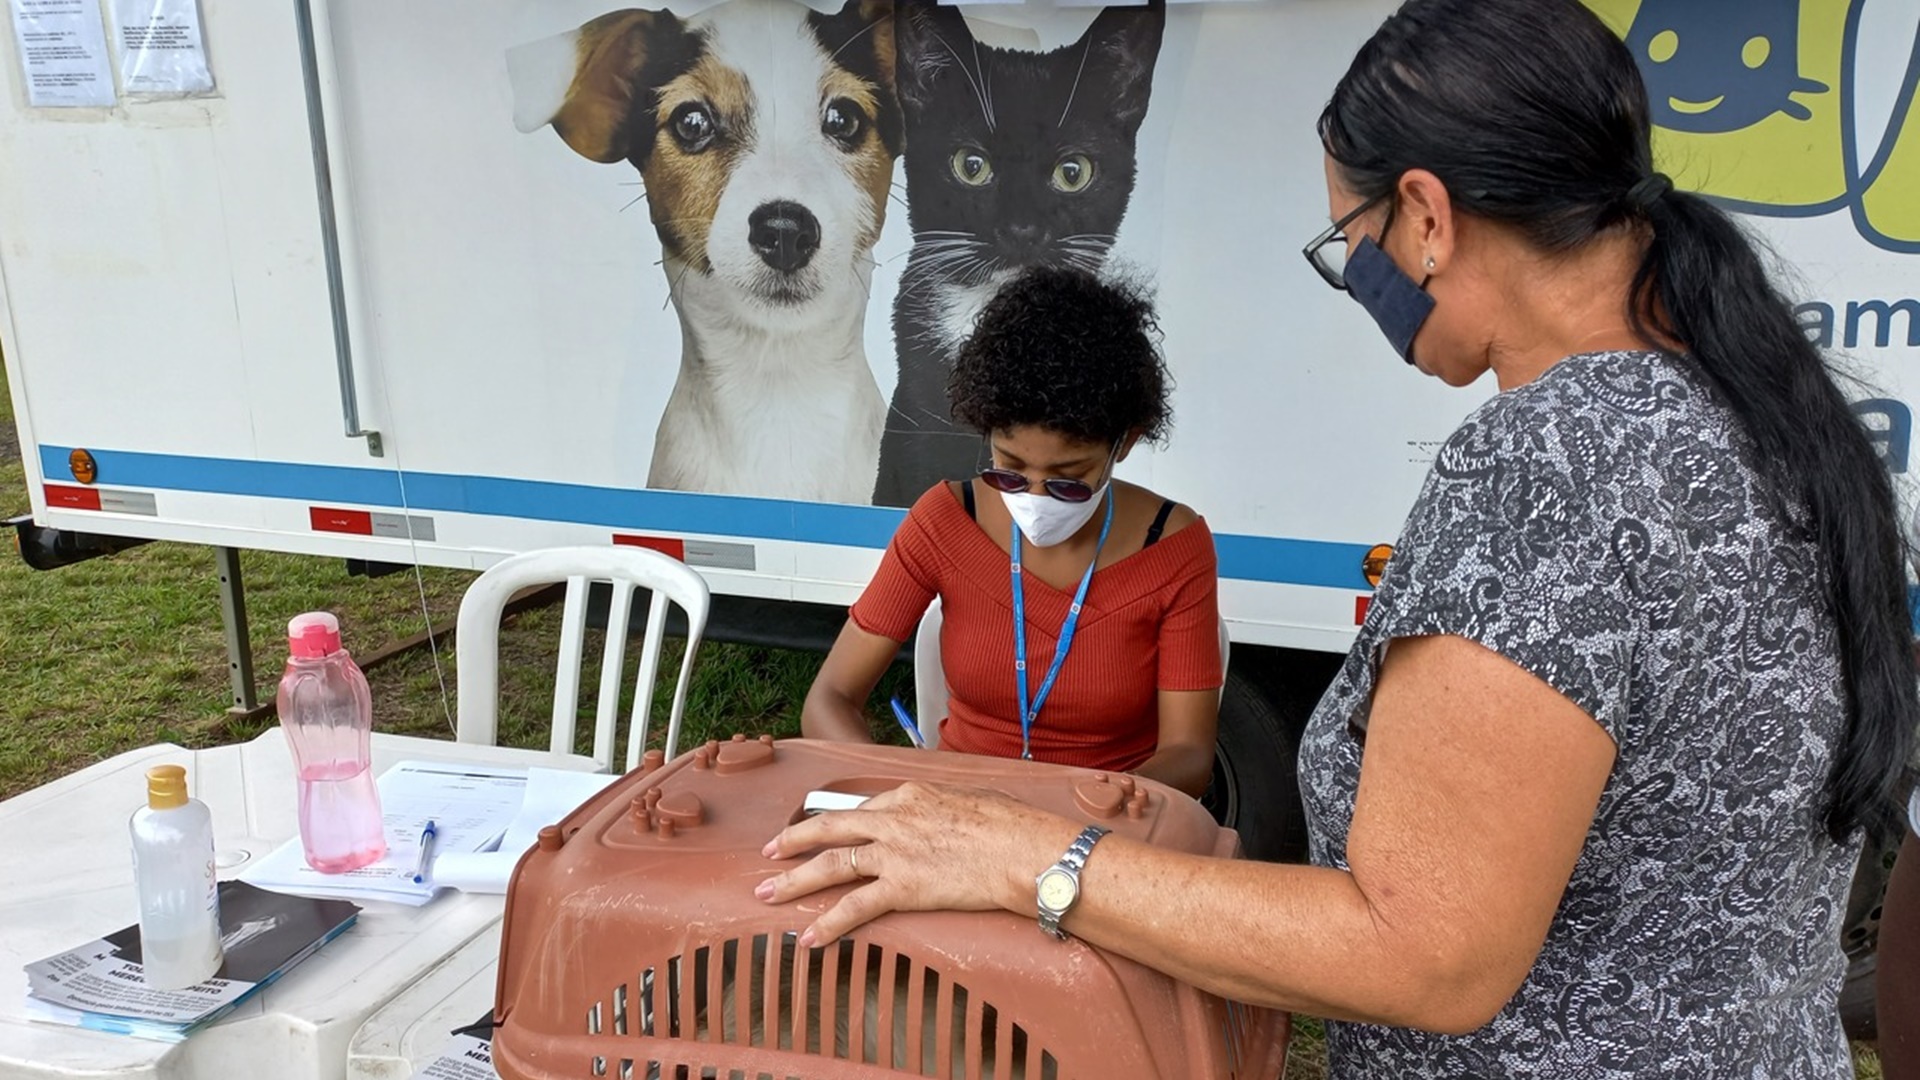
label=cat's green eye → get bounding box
[951,148,994,187]
[1051,153,1095,193]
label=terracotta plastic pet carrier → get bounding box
[492,738,1290,1079]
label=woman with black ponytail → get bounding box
[759,1,1918,1073]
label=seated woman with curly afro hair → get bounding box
[802,266,1221,797]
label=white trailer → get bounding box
[3,0,1918,1009]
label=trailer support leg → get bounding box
[216,547,260,718]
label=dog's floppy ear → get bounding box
[892,0,973,111]
[1076,0,1165,131]
[507,9,692,166]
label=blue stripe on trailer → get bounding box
[39,445,1374,589]
[1214,532,1373,591]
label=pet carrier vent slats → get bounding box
[846,935,870,1061]
[684,948,702,1044]
[873,945,899,1067]
[491,740,1289,1078]
[584,935,1058,1078]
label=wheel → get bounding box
[1203,660,1328,864]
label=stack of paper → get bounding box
[428,768,620,894]
[240,761,531,906]
[23,881,359,1042]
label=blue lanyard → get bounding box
[1011,489,1114,761]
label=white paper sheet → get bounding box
[241,761,530,907]
[409,1033,495,1080]
[109,0,209,94]
[425,767,619,894]
[424,852,519,895]
[496,767,619,854]
[8,0,114,107]
[25,944,251,1025]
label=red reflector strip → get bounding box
[45,484,102,511]
[1355,596,1372,624]
[310,507,374,535]
[613,534,687,560]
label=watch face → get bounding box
[1037,867,1077,911]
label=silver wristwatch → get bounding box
[1036,824,1110,940]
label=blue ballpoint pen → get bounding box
[411,820,439,885]
[889,696,928,749]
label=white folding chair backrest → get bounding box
[912,600,1231,751]
[912,598,946,750]
[455,546,711,771]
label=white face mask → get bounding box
[1002,484,1109,547]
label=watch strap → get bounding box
[1037,824,1111,940]
[1059,824,1108,875]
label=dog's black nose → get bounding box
[748,201,821,273]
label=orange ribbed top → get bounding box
[851,484,1222,772]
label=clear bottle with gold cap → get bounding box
[129,764,224,988]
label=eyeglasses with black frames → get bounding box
[1302,191,1391,291]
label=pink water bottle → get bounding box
[278,612,386,872]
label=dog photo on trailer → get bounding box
[509,0,903,504]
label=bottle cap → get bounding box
[287,611,342,659]
[146,764,188,810]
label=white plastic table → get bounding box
[0,730,594,1080]
[346,925,500,1079]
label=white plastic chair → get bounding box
[911,597,1231,752]
[455,546,711,772]
[912,598,949,750]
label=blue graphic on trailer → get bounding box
[1588,0,1920,252]
[1627,0,1830,131]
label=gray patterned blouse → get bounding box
[1299,350,1859,1077]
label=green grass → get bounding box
[0,365,914,793]
[0,531,919,799]
[0,363,1886,1078]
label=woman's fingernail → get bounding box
[797,928,817,949]
[762,839,779,858]
[755,879,776,901]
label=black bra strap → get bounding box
[1144,500,1176,547]
[961,480,977,521]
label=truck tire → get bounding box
[1203,666,1313,864]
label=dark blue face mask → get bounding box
[1344,236,1434,366]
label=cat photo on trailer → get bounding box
[874,0,1168,506]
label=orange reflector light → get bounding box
[1362,543,1393,588]
[68,448,97,485]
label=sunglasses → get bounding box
[1302,192,1391,291]
[978,442,1119,503]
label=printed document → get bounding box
[110,0,209,94]
[241,761,530,906]
[8,0,114,106]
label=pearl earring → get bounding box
[1425,256,1436,270]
